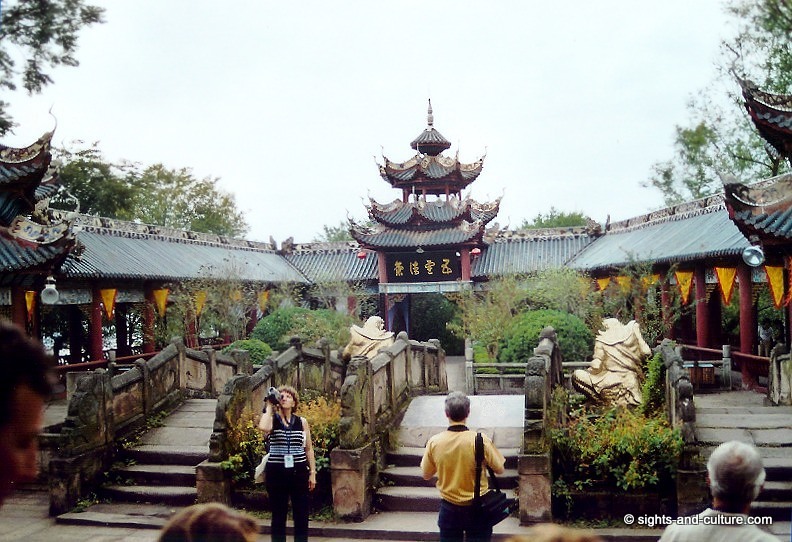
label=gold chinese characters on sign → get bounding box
[385,251,461,283]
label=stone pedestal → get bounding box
[677,465,709,517]
[196,460,232,505]
[518,452,552,524]
[331,443,375,521]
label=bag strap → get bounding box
[474,431,501,504]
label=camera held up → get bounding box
[266,386,281,405]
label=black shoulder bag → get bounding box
[473,432,512,527]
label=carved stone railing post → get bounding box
[202,346,217,394]
[518,329,557,524]
[659,339,708,516]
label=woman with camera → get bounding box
[258,385,317,542]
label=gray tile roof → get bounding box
[472,231,595,277]
[284,247,378,283]
[62,228,307,283]
[351,222,484,249]
[0,236,67,273]
[569,203,750,271]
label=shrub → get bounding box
[300,394,342,473]
[251,307,357,350]
[550,406,682,493]
[221,405,267,485]
[410,293,464,354]
[498,309,593,363]
[223,338,272,364]
[640,351,665,415]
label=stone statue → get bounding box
[571,318,650,407]
[341,316,395,361]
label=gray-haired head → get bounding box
[707,441,766,511]
[444,391,470,422]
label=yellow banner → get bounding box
[258,290,270,313]
[100,288,117,319]
[641,274,660,290]
[194,290,207,316]
[25,290,36,321]
[675,270,694,305]
[765,265,785,308]
[153,288,169,318]
[714,267,737,305]
[596,277,611,292]
[615,276,631,291]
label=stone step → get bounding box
[101,484,197,507]
[122,444,208,466]
[112,464,196,486]
[386,447,520,468]
[376,486,518,513]
[751,500,792,522]
[380,466,519,488]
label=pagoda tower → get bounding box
[351,102,500,332]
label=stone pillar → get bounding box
[518,453,552,524]
[330,443,374,521]
[196,460,232,505]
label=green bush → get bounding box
[551,406,682,493]
[410,294,464,355]
[498,309,593,363]
[251,307,357,350]
[223,338,272,364]
[640,351,665,415]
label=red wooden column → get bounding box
[377,250,389,329]
[695,266,710,348]
[89,286,104,361]
[10,285,27,329]
[143,285,156,354]
[460,248,471,281]
[738,264,758,389]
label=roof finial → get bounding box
[427,99,433,127]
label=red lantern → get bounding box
[357,250,367,259]
[471,247,482,256]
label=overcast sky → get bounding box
[6,1,737,245]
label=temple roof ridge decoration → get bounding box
[738,76,792,162]
[605,194,727,234]
[72,213,278,252]
[366,193,501,228]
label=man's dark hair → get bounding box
[0,320,53,426]
[444,391,470,422]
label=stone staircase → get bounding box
[695,391,792,523]
[377,445,520,512]
[375,394,524,513]
[100,399,215,506]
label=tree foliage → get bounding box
[313,221,352,242]
[520,207,588,229]
[644,0,792,205]
[0,0,104,135]
[52,143,248,237]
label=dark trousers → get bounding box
[438,499,492,542]
[265,463,310,542]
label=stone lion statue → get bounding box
[571,318,651,407]
[341,316,395,361]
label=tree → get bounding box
[52,144,249,237]
[0,0,104,135]
[644,0,792,204]
[129,164,248,237]
[519,207,588,229]
[313,221,352,242]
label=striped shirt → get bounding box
[267,414,308,466]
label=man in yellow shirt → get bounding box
[420,391,506,542]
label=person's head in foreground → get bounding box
[158,502,259,542]
[506,523,603,541]
[0,320,53,507]
[707,440,766,513]
[445,390,470,422]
